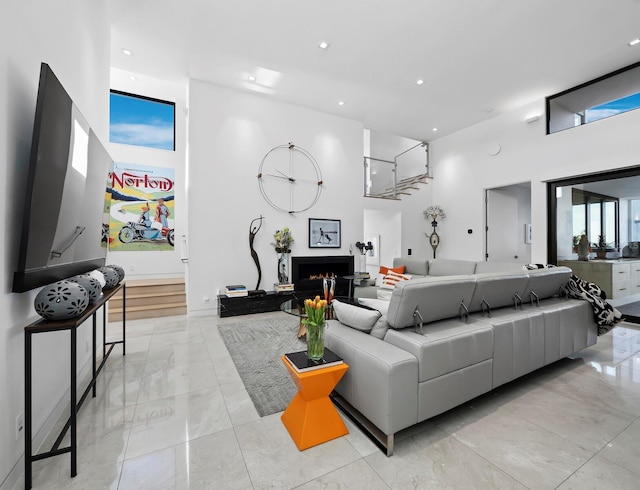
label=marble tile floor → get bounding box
[18,313,640,489]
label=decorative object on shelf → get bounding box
[309,218,341,248]
[249,215,265,293]
[34,280,89,320]
[577,234,591,261]
[594,235,609,259]
[323,277,336,319]
[105,264,125,283]
[67,274,103,303]
[273,228,294,284]
[302,296,327,361]
[355,241,374,273]
[257,142,323,213]
[424,205,446,259]
[97,266,119,289]
[89,269,107,288]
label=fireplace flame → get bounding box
[309,272,337,280]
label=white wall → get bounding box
[363,209,402,273]
[187,81,431,315]
[430,100,640,263]
[108,68,188,280]
[1,1,110,488]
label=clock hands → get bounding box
[277,170,295,182]
[263,170,296,183]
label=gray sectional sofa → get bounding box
[325,258,598,455]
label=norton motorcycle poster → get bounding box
[107,163,175,251]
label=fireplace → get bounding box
[291,255,354,296]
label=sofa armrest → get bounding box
[324,321,419,436]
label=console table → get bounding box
[217,290,294,317]
[24,282,126,489]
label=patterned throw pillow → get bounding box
[379,265,406,275]
[380,271,412,289]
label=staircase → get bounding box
[108,277,187,321]
[369,173,431,200]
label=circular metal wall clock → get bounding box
[257,143,323,213]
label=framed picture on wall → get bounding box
[309,218,341,248]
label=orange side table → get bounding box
[280,355,349,450]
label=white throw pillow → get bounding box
[358,297,390,316]
[332,300,381,333]
[358,298,391,339]
[369,316,390,340]
[377,289,393,301]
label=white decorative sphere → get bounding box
[89,269,106,288]
[34,281,89,321]
[97,267,119,289]
[68,274,103,302]
[105,264,125,283]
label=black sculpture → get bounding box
[249,215,264,292]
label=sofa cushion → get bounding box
[386,276,477,328]
[384,317,493,383]
[332,300,381,332]
[468,272,530,313]
[393,257,429,276]
[377,289,393,301]
[428,259,477,276]
[521,267,571,302]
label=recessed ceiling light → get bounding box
[432,127,438,132]
[248,75,256,82]
[338,101,345,106]
[629,38,640,46]
[129,75,137,81]
[122,48,132,56]
[318,41,330,49]
[416,79,424,85]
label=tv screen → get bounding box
[13,63,112,293]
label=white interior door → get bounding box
[486,187,525,262]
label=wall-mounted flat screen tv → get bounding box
[13,63,112,293]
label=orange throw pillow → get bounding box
[379,265,406,275]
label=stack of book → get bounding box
[274,283,294,292]
[284,348,343,372]
[225,285,248,297]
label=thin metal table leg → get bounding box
[70,328,77,477]
[92,313,97,397]
[25,331,32,489]
[122,283,126,355]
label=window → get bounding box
[109,90,175,150]
[572,189,619,249]
[546,61,640,134]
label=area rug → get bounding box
[616,301,640,324]
[218,316,306,417]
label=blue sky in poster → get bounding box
[110,92,175,150]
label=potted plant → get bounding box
[594,235,608,259]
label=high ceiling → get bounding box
[107,0,640,141]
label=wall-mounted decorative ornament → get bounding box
[105,264,125,283]
[423,205,446,259]
[68,274,103,302]
[257,142,323,213]
[34,281,89,321]
[97,266,119,289]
